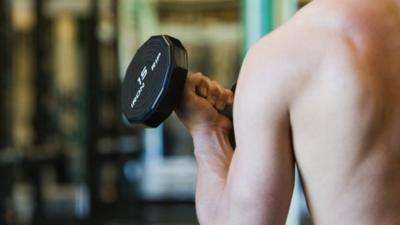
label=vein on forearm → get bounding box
[193,129,233,178]
[191,129,234,225]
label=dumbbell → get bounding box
[121,35,236,129]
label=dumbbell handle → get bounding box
[225,83,236,148]
[222,104,233,120]
[223,82,236,120]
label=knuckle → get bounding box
[198,78,206,86]
[212,87,219,95]
[190,72,201,80]
[195,72,204,78]
[209,83,217,91]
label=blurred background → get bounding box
[0,0,312,224]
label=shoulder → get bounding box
[236,6,331,110]
[235,2,369,117]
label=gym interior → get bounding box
[0,0,312,225]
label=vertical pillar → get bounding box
[273,0,297,27]
[33,0,45,220]
[0,2,13,224]
[242,0,274,52]
[86,0,99,216]
[33,0,50,146]
[0,0,11,149]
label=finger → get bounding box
[212,82,227,110]
[215,89,229,111]
[187,72,205,90]
[226,89,234,105]
[189,72,211,98]
[207,81,220,106]
[197,78,209,98]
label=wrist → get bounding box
[191,126,229,143]
[191,127,233,157]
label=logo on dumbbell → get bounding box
[130,52,161,109]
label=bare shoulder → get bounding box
[236,0,400,115]
[236,3,342,108]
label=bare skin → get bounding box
[176,0,400,224]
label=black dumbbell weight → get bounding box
[121,35,235,145]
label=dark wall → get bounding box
[0,0,12,150]
[0,0,12,149]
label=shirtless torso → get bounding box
[177,0,400,224]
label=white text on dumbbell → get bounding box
[131,52,162,109]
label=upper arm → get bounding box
[225,37,298,225]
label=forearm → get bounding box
[192,128,234,225]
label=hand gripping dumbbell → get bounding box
[121,35,236,145]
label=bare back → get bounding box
[289,0,400,224]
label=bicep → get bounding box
[225,46,295,225]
